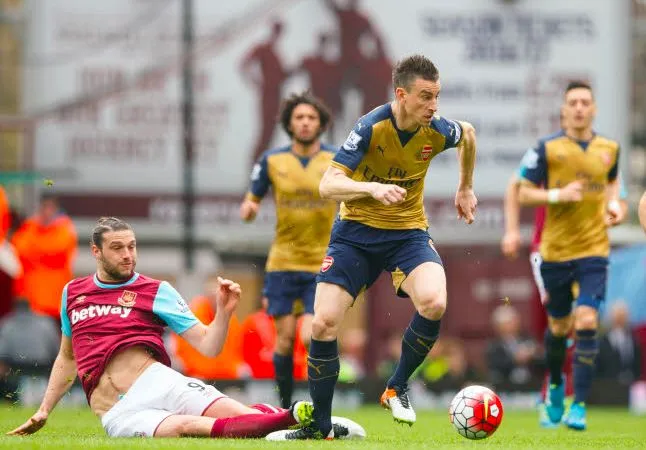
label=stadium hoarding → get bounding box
[24,0,630,241]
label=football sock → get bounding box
[250,403,282,414]
[388,313,440,389]
[210,410,296,438]
[273,352,294,409]
[573,329,598,404]
[544,329,567,386]
[308,338,339,437]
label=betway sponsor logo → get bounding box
[71,305,132,324]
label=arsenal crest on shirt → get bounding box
[117,290,137,307]
[420,145,433,161]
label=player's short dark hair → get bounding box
[564,80,593,98]
[392,54,439,90]
[279,91,331,137]
[91,217,133,248]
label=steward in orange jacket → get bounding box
[11,195,76,319]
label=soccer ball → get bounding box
[449,385,504,440]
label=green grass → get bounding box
[0,405,643,449]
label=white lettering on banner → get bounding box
[70,305,132,324]
[27,0,627,222]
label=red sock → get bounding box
[250,403,283,414]
[210,411,297,438]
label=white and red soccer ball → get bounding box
[449,385,504,440]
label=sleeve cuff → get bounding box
[245,192,262,203]
[330,161,353,176]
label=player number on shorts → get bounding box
[187,381,206,391]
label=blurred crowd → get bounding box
[0,186,643,403]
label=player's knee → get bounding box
[175,418,202,437]
[416,290,446,320]
[311,314,339,340]
[574,306,598,330]
[275,331,296,354]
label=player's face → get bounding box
[289,103,322,145]
[93,230,137,281]
[562,88,595,131]
[400,77,441,127]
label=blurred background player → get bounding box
[274,54,477,440]
[239,91,338,408]
[518,81,625,431]
[501,113,629,427]
[7,217,323,439]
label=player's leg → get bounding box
[264,271,301,408]
[155,405,312,438]
[163,369,314,438]
[382,235,444,425]
[540,260,576,424]
[530,251,559,428]
[274,314,298,408]
[307,281,355,438]
[563,257,608,431]
[303,242,372,439]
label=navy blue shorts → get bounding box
[263,271,316,317]
[316,219,443,299]
[540,256,608,318]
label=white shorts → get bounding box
[529,251,548,304]
[101,362,226,438]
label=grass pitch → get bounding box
[0,405,643,449]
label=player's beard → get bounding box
[294,129,322,146]
[100,256,136,282]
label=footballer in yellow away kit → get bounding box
[519,81,624,431]
[240,92,337,409]
[269,55,478,440]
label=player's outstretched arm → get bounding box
[7,336,77,436]
[501,174,522,259]
[454,121,477,224]
[319,166,406,206]
[181,277,241,357]
[639,191,646,233]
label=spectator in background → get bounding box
[172,274,248,379]
[419,338,479,390]
[240,297,307,381]
[486,305,543,385]
[377,331,404,383]
[338,328,366,383]
[0,298,60,401]
[11,194,76,320]
[597,302,642,385]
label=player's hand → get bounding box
[501,230,521,260]
[370,183,407,206]
[7,410,48,436]
[605,200,626,227]
[215,277,241,316]
[558,180,585,202]
[239,199,260,222]
[455,188,477,224]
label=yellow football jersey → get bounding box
[331,103,463,230]
[520,131,619,262]
[247,144,338,272]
